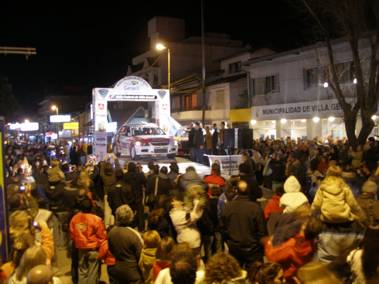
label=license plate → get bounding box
[154,148,167,153]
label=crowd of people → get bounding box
[1,136,379,284]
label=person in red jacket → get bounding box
[264,215,322,282]
[264,186,284,220]
[69,197,108,284]
[204,163,226,196]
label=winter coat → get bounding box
[203,172,226,190]
[169,199,203,249]
[269,159,286,182]
[240,174,262,202]
[311,176,364,223]
[69,212,107,259]
[139,247,157,283]
[220,195,266,254]
[107,181,134,216]
[264,195,283,220]
[347,249,366,284]
[123,171,146,205]
[264,233,315,280]
[193,128,205,148]
[280,176,308,213]
[108,226,144,283]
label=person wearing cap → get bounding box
[357,180,379,226]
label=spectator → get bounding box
[203,163,226,194]
[264,215,322,281]
[219,121,226,155]
[108,204,143,284]
[151,237,175,282]
[280,176,309,214]
[46,160,64,184]
[168,162,180,183]
[220,180,266,268]
[146,166,174,210]
[177,167,206,192]
[124,162,146,231]
[311,165,365,223]
[139,230,161,283]
[239,158,262,202]
[107,168,134,216]
[27,265,61,284]
[205,252,247,284]
[9,246,59,284]
[248,262,284,284]
[69,197,107,284]
[357,180,379,226]
[148,208,172,238]
[269,152,286,190]
[264,186,284,221]
[169,191,204,253]
[347,226,379,284]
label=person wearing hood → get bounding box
[356,180,379,226]
[280,176,309,214]
[177,166,206,192]
[311,165,365,224]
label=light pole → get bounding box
[155,43,171,93]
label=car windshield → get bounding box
[132,127,165,136]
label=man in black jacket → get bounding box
[108,169,134,216]
[193,122,204,164]
[220,179,266,268]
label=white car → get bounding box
[113,122,177,159]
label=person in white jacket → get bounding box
[280,175,309,214]
[169,189,204,253]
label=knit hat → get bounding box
[362,180,378,194]
[284,176,301,193]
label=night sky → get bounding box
[0,0,315,114]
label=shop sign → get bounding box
[253,99,344,119]
[63,122,79,130]
[50,115,71,123]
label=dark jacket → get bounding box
[240,174,262,202]
[221,195,266,252]
[269,159,286,182]
[108,226,143,283]
[193,128,205,147]
[123,171,146,206]
[212,129,219,149]
[146,174,174,209]
[108,181,134,216]
[188,128,195,148]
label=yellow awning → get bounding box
[229,108,252,122]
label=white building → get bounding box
[244,38,379,140]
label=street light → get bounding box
[51,105,59,115]
[155,42,171,93]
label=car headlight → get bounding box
[174,140,178,146]
[135,141,141,146]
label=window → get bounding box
[228,61,241,74]
[252,74,279,95]
[265,75,279,93]
[184,94,198,110]
[304,67,319,89]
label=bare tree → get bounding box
[300,0,379,146]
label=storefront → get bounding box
[251,99,348,140]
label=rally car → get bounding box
[113,122,177,159]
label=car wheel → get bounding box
[130,147,138,160]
